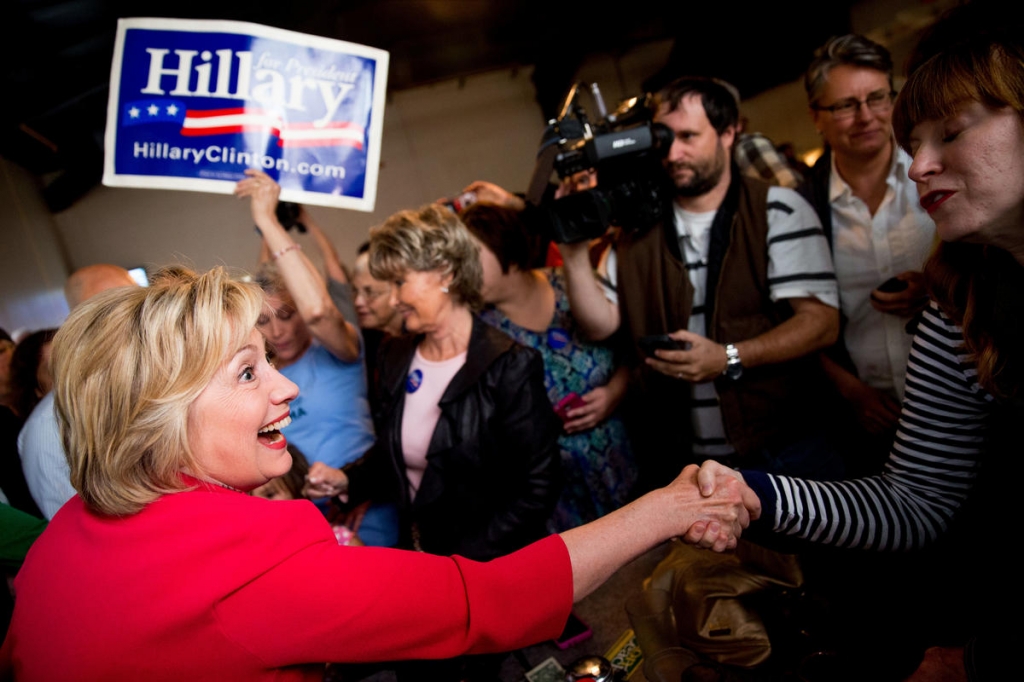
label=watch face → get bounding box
[724,345,742,379]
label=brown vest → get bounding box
[616,174,823,456]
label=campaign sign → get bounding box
[103,18,389,211]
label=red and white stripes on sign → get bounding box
[180,108,364,148]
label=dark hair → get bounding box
[654,77,738,135]
[277,446,311,499]
[459,203,537,274]
[10,328,58,417]
[0,328,11,344]
[905,2,1020,76]
[804,34,893,105]
[925,244,1024,398]
[357,241,370,256]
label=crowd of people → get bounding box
[1,4,1019,680]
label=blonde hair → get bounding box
[368,204,483,310]
[51,266,265,515]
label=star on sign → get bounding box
[147,104,159,116]
[166,104,178,116]
[128,107,140,118]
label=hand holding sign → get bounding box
[104,18,389,211]
[235,169,281,226]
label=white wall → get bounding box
[0,157,71,336]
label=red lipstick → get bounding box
[920,190,955,214]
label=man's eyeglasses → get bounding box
[813,90,896,120]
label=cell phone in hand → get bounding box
[553,393,586,422]
[638,334,691,357]
[875,276,909,294]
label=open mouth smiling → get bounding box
[258,414,292,447]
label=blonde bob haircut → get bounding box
[368,204,483,310]
[51,266,265,516]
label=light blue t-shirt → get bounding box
[280,341,375,469]
[281,340,397,547]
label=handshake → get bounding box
[301,456,762,559]
[661,461,762,553]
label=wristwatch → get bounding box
[723,343,743,380]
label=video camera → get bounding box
[526,82,674,243]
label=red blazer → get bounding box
[1,481,572,681]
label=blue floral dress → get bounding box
[479,269,637,532]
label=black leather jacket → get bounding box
[347,315,562,561]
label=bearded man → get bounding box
[558,77,842,489]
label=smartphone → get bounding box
[553,612,593,650]
[442,191,478,214]
[553,392,586,422]
[638,334,691,356]
[875,276,908,294]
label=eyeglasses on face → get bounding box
[356,287,390,302]
[813,90,896,120]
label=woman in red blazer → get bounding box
[0,265,753,681]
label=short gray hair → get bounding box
[805,34,894,105]
[368,204,483,310]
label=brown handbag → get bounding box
[645,539,804,667]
